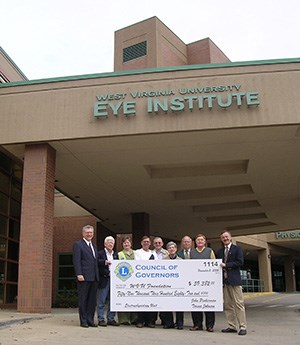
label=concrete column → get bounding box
[18,144,56,313]
[131,212,149,249]
[258,247,273,292]
[284,256,296,292]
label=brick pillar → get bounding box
[18,144,56,313]
[258,247,273,292]
[284,257,296,292]
[131,212,149,249]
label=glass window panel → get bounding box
[0,260,5,281]
[0,282,3,304]
[7,240,19,261]
[59,254,73,265]
[0,192,9,214]
[12,163,23,180]
[11,179,22,202]
[9,219,20,241]
[0,215,8,237]
[6,262,18,282]
[0,238,6,259]
[0,171,9,195]
[59,267,75,277]
[5,283,17,304]
[0,152,12,174]
[58,279,77,291]
[10,199,21,219]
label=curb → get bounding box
[0,315,50,329]
[243,292,275,299]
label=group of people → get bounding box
[73,225,247,336]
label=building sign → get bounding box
[93,83,260,118]
[275,231,300,239]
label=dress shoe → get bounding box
[120,321,130,325]
[163,324,175,329]
[238,329,247,336]
[136,323,143,328]
[80,324,89,328]
[177,326,183,330]
[189,326,203,331]
[222,327,237,333]
[107,320,120,326]
[98,320,107,327]
[88,323,98,327]
[147,323,155,328]
[207,327,214,332]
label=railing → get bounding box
[242,278,264,292]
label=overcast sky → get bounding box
[1,0,300,80]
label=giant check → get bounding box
[111,259,223,311]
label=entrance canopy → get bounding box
[1,58,300,240]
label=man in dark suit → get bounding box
[97,236,119,327]
[73,225,99,328]
[216,231,247,336]
[177,235,193,259]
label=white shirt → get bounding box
[83,238,95,257]
[105,248,114,270]
[135,248,154,260]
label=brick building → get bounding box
[0,17,299,312]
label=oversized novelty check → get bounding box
[110,259,223,311]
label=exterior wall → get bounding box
[187,39,211,64]
[114,17,158,71]
[114,17,230,71]
[208,39,231,63]
[114,16,187,71]
[1,62,300,145]
[0,47,27,82]
[187,38,230,64]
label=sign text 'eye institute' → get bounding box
[93,84,260,118]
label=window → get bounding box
[123,41,147,63]
[0,151,22,305]
[58,253,77,292]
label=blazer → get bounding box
[177,249,190,259]
[216,243,244,286]
[98,249,118,288]
[73,239,99,282]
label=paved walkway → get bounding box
[0,293,299,345]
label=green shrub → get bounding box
[53,290,78,308]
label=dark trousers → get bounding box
[162,312,184,328]
[191,311,215,329]
[77,280,98,325]
[137,312,156,326]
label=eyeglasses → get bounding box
[154,242,162,244]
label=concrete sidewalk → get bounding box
[0,293,299,345]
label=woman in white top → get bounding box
[134,235,155,327]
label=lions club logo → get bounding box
[114,262,133,281]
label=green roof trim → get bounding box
[1,57,300,88]
[0,47,28,80]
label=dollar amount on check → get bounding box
[111,259,223,312]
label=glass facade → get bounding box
[0,150,22,305]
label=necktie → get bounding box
[224,246,229,263]
[89,242,95,258]
[184,249,189,259]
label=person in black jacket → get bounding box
[73,225,99,328]
[97,236,119,327]
[216,231,247,336]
